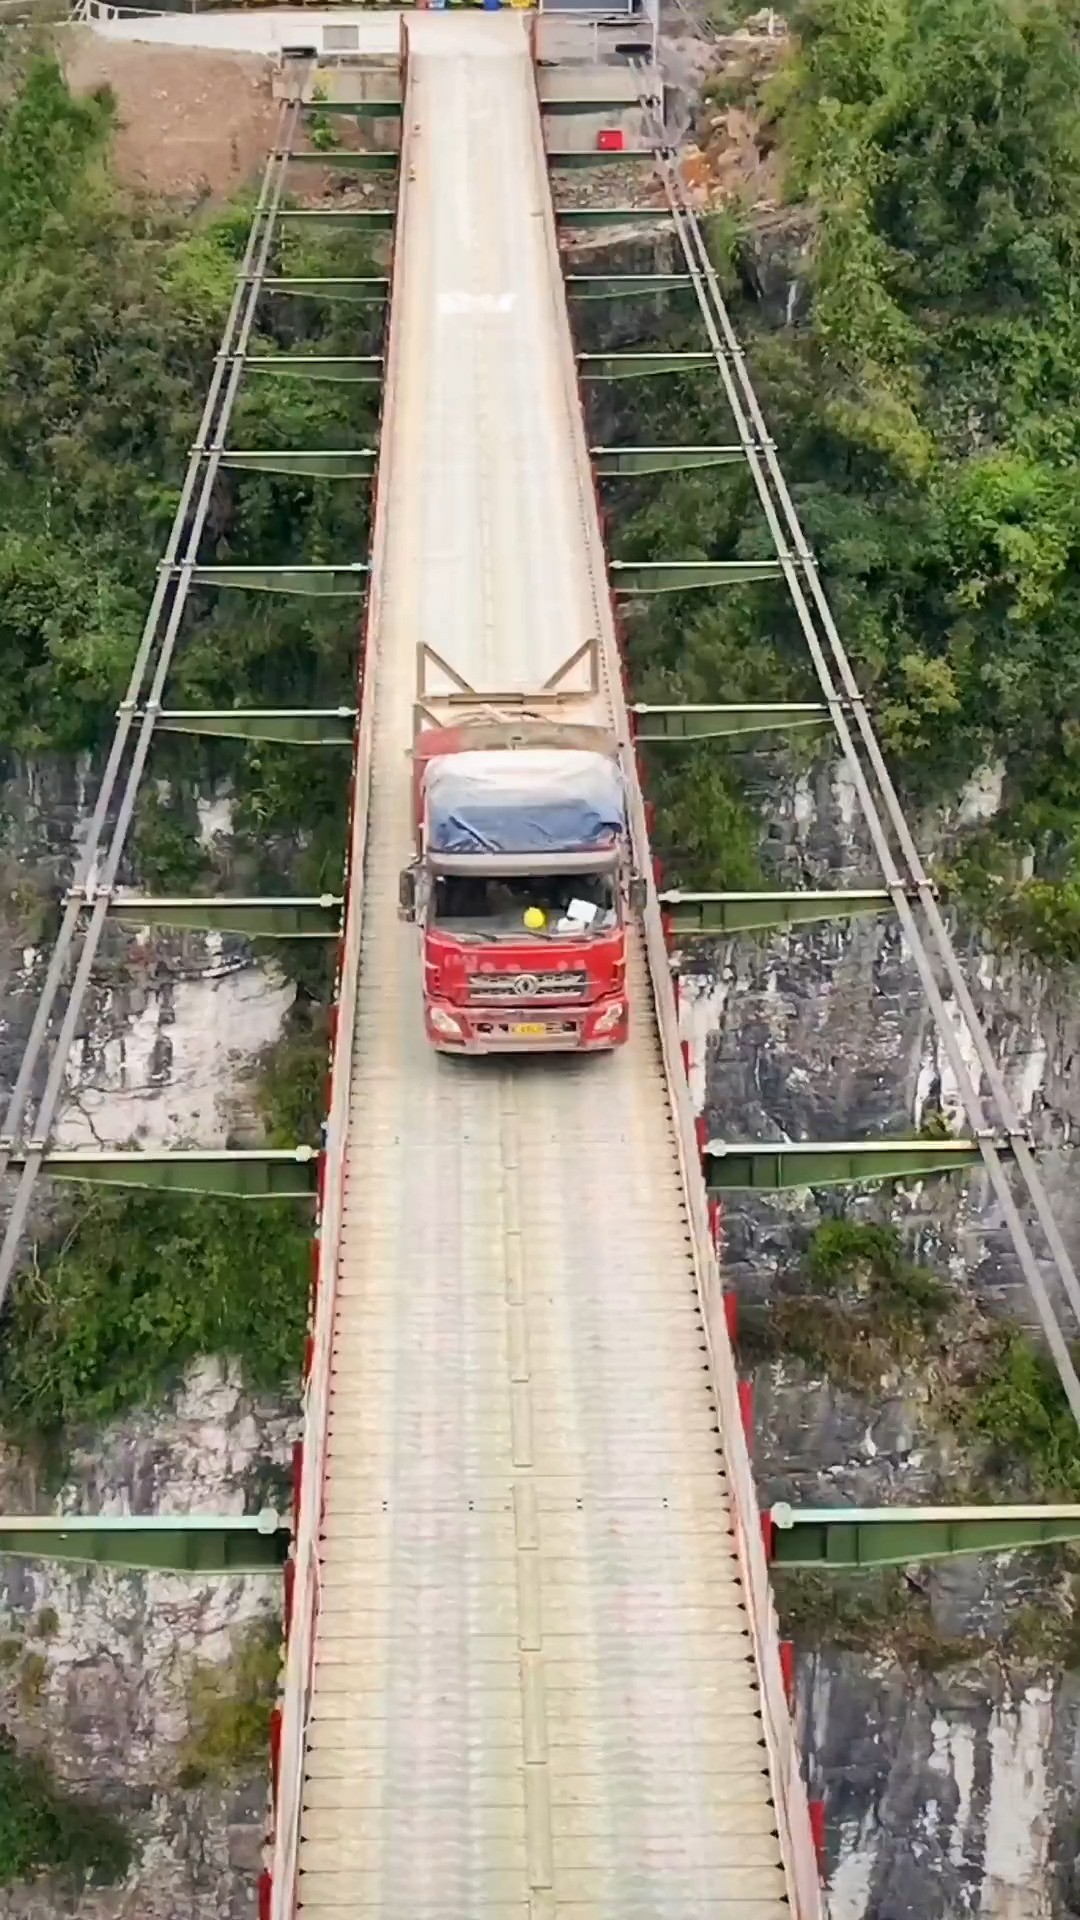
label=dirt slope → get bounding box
[58,28,278,204]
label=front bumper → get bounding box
[426,998,628,1054]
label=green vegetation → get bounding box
[773,1566,982,1671]
[0,1735,132,1890]
[177,1620,280,1788]
[18,1651,47,1708]
[255,1004,330,1148]
[775,1560,1080,1671]
[763,1215,1080,1503]
[949,1325,1080,1501]
[762,1218,948,1387]
[0,55,380,1450]
[0,53,373,881]
[600,0,1080,957]
[0,1188,310,1450]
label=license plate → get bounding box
[510,1022,547,1037]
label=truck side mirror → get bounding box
[628,875,648,914]
[398,865,418,922]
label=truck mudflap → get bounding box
[426,997,627,1053]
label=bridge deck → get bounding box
[295,22,789,1916]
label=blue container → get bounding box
[483,0,502,12]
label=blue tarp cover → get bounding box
[425,748,625,856]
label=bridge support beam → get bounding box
[285,150,397,173]
[276,208,395,230]
[0,1512,290,1574]
[633,702,829,740]
[154,706,356,745]
[661,889,894,936]
[542,100,652,118]
[612,559,784,594]
[94,894,342,940]
[220,448,376,480]
[190,564,368,597]
[568,274,692,302]
[593,445,744,476]
[259,276,388,303]
[300,100,401,119]
[704,1138,1010,1191]
[557,207,672,230]
[244,355,383,383]
[9,1149,319,1199]
[548,149,652,168]
[767,1502,1080,1568]
[578,351,712,381]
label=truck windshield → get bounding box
[432,871,618,942]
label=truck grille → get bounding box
[468,969,590,1004]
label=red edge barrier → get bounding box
[258,1869,272,1920]
[723,1289,738,1344]
[809,1800,826,1879]
[737,1377,753,1441]
[760,1509,775,1563]
[779,1639,795,1708]
[291,1441,304,1536]
[269,1706,283,1809]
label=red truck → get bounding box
[398,641,644,1054]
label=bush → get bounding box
[177,1621,280,1788]
[0,1736,132,1891]
[0,1191,308,1447]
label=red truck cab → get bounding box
[399,723,642,1054]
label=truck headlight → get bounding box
[593,1000,625,1035]
[429,1005,463,1039]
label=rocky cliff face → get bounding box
[678,749,1080,1919]
[0,752,293,1918]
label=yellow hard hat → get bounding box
[523,906,546,931]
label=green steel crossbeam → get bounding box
[11,1149,319,1198]
[578,351,713,381]
[633,702,830,741]
[542,99,648,116]
[300,100,401,118]
[567,274,693,301]
[260,276,389,303]
[557,207,673,229]
[660,889,894,935]
[97,894,342,940]
[286,149,398,173]
[704,1138,1011,1191]
[154,706,356,745]
[190,564,368,597]
[244,355,383,383]
[0,1511,290,1573]
[220,448,377,479]
[611,559,784,594]
[276,208,395,230]
[548,149,652,168]
[593,445,745,477]
[770,1503,1080,1569]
